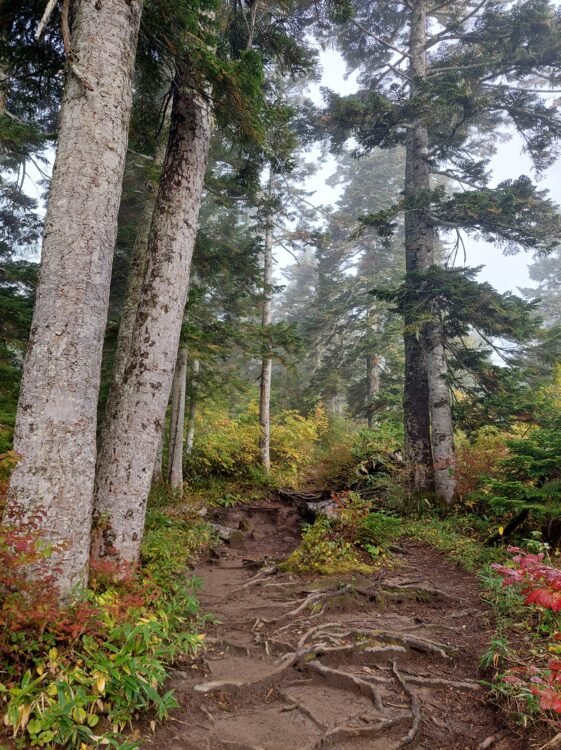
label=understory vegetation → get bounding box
[0,459,213,749]
[4,0,561,746]
[2,364,561,744]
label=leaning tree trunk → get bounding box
[403,0,434,494]
[366,354,382,428]
[259,175,274,473]
[4,0,142,594]
[91,65,213,567]
[110,98,171,391]
[185,358,200,454]
[168,346,188,492]
[425,318,456,503]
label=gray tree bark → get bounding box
[110,99,171,391]
[425,319,456,503]
[92,65,213,566]
[168,346,188,492]
[366,354,382,428]
[403,0,434,494]
[259,174,274,473]
[186,358,200,455]
[403,0,456,502]
[4,0,142,594]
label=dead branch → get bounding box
[35,0,57,39]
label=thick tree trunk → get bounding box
[92,65,213,566]
[425,319,456,503]
[111,101,171,391]
[4,0,142,594]
[259,175,274,473]
[366,354,382,428]
[403,0,434,494]
[168,346,188,491]
[186,358,200,455]
[403,0,456,502]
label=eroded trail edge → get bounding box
[149,502,529,750]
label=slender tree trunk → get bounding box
[168,346,188,492]
[4,0,142,594]
[153,432,163,483]
[403,0,434,494]
[185,358,200,454]
[92,64,213,567]
[425,319,456,503]
[366,354,382,428]
[247,0,258,49]
[259,174,274,473]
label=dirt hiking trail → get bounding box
[148,500,536,750]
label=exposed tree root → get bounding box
[194,651,298,694]
[188,510,507,750]
[306,659,386,713]
[316,716,409,749]
[538,734,561,750]
[402,674,481,691]
[226,565,278,594]
[277,689,326,731]
[285,585,353,618]
[301,624,455,660]
[357,582,457,603]
[392,662,421,748]
[252,586,353,630]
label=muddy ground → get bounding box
[145,500,550,750]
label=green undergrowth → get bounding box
[403,511,561,732]
[402,515,501,571]
[0,484,214,750]
[282,493,401,575]
[179,475,269,510]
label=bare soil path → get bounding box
[147,500,537,750]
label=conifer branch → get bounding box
[426,0,489,50]
[428,59,500,77]
[432,170,486,192]
[350,19,411,60]
[427,0,456,14]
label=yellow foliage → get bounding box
[190,401,330,488]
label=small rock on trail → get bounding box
[145,500,537,750]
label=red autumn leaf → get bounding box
[524,587,561,611]
[532,687,561,713]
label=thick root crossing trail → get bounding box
[150,501,530,750]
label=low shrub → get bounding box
[0,489,212,749]
[186,401,329,488]
[283,493,400,575]
[486,546,561,726]
[455,427,512,503]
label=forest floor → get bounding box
[145,499,548,750]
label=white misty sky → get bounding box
[279,45,561,296]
